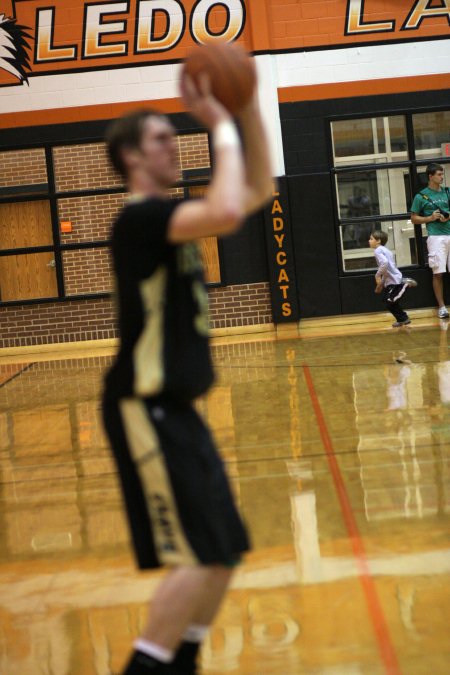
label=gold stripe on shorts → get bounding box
[119,398,197,566]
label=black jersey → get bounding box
[104,197,215,400]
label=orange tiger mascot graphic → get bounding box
[0,13,32,84]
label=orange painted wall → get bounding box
[0,1,448,126]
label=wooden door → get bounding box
[0,201,57,301]
[188,186,221,283]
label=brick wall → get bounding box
[0,149,47,188]
[53,143,122,192]
[0,299,116,348]
[0,282,272,349]
[209,283,272,329]
[62,248,112,296]
[179,133,210,171]
[58,193,127,244]
[0,133,272,349]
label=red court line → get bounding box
[302,364,401,675]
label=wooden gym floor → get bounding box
[0,312,449,674]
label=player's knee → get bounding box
[203,563,235,584]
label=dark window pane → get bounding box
[340,220,418,271]
[336,168,410,219]
[332,116,407,165]
[413,111,450,158]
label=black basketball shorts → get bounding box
[102,394,250,569]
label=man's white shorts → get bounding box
[427,235,450,273]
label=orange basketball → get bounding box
[181,41,256,116]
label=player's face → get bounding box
[369,235,377,248]
[139,116,179,186]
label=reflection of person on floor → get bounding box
[386,353,412,410]
[369,230,417,328]
[102,73,273,674]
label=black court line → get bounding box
[0,362,36,389]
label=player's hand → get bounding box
[375,283,383,294]
[180,72,231,128]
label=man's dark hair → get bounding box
[371,229,388,245]
[105,108,160,179]
[426,162,443,179]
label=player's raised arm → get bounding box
[237,96,274,215]
[168,71,247,243]
[168,43,272,243]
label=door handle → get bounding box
[47,259,56,268]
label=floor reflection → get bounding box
[0,325,449,674]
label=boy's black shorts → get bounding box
[102,394,250,569]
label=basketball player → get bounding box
[102,70,273,674]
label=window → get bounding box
[413,111,450,159]
[331,116,408,166]
[0,131,217,305]
[331,111,449,273]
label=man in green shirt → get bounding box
[411,162,450,319]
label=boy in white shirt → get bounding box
[369,230,417,327]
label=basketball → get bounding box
[181,41,256,116]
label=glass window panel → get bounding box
[332,116,408,165]
[0,201,53,249]
[413,111,450,158]
[340,220,418,272]
[0,148,48,197]
[58,193,127,244]
[62,247,112,296]
[53,143,123,192]
[336,168,411,220]
[0,252,58,302]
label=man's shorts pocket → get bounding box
[428,252,439,270]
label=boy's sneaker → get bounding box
[392,318,411,327]
[402,277,417,288]
[438,306,450,319]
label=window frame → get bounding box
[0,131,220,307]
[328,105,450,276]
